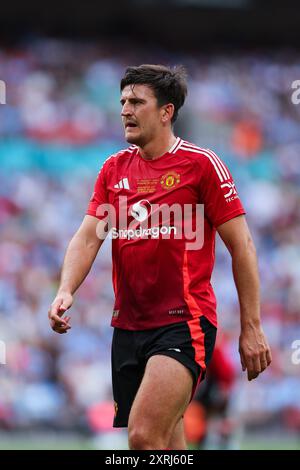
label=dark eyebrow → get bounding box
[120,97,146,104]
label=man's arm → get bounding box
[217,215,272,380]
[48,215,107,334]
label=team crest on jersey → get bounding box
[160,171,180,190]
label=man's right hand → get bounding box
[48,292,73,334]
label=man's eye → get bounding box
[120,100,143,106]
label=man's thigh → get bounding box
[128,354,193,439]
[113,318,217,429]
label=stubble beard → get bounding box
[125,130,146,147]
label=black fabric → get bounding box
[111,317,217,427]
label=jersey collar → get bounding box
[168,137,182,154]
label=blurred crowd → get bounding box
[0,38,300,441]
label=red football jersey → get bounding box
[87,138,245,330]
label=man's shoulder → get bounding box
[100,145,137,171]
[110,144,137,160]
[178,140,219,162]
[178,140,228,175]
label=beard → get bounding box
[124,124,157,148]
[125,130,146,147]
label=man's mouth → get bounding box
[125,122,138,129]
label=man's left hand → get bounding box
[239,325,272,381]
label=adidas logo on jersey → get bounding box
[114,178,130,190]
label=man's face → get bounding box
[120,84,164,146]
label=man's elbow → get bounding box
[70,230,99,252]
[231,234,257,258]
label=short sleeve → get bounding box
[86,162,109,220]
[199,149,246,227]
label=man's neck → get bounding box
[138,133,177,161]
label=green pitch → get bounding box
[0,435,299,450]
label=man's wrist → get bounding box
[57,287,73,296]
[240,317,261,331]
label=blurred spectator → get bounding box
[184,334,236,449]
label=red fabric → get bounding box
[209,345,235,390]
[87,139,245,330]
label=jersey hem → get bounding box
[214,209,246,228]
[111,312,217,331]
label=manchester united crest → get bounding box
[160,171,180,190]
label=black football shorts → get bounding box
[111,316,217,427]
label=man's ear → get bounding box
[161,103,175,123]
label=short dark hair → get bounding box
[120,64,187,124]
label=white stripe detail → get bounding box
[172,138,182,154]
[201,149,227,182]
[114,178,130,190]
[180,142,230,182]
[169,137,181,154]
[123,178,130,189]
[180,145,224,182]
[181,143,227,180]
[180,145,205,154]
[206,148,230,180]
[183,142,229,180]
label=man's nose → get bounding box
[121,102,133,116]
